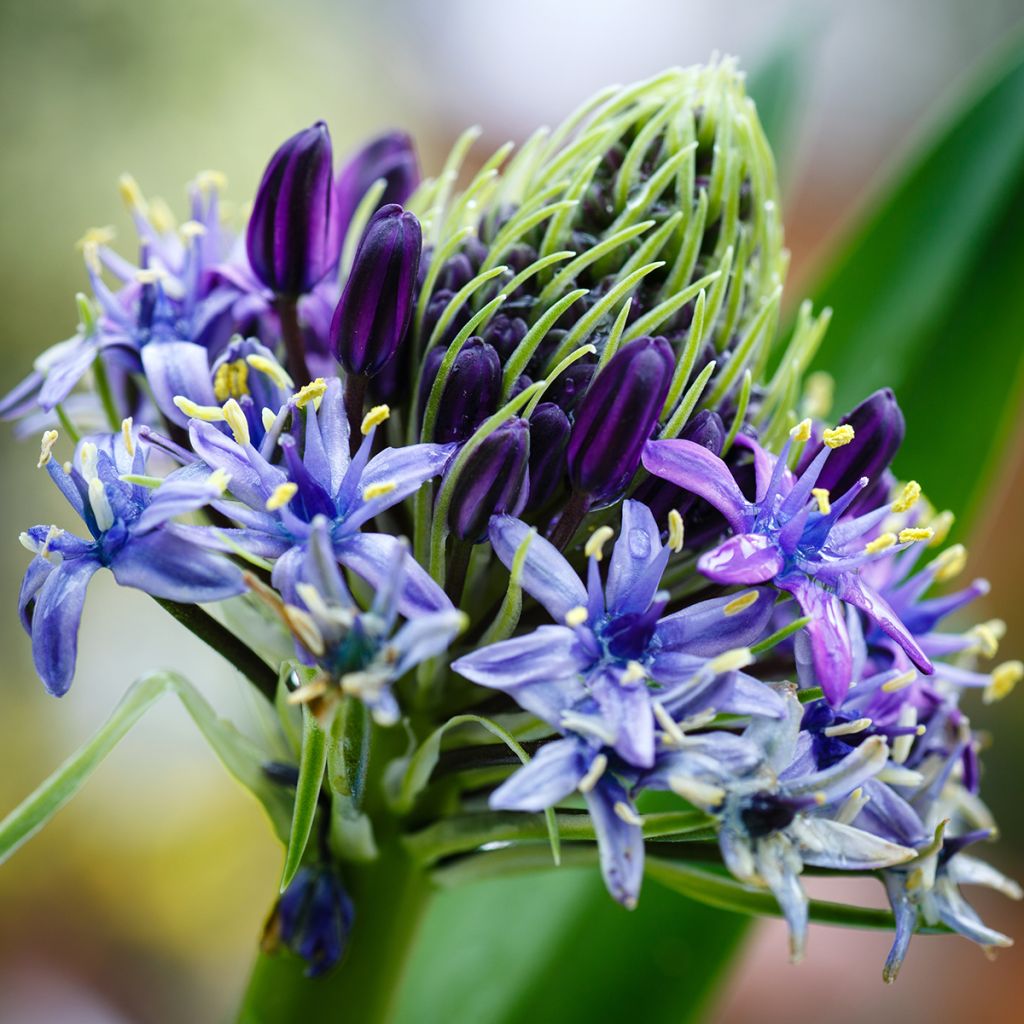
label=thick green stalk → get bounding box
[237,842,432,1024]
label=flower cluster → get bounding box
[3,62,1018,982]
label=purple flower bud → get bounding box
[543,359,595,414]
[808,388,906,511]
[330,205,422,377]
[527,403,571,507]
[448,418,530,541]
[419,337,502,443]
[567,337,674,502]
[334,131,419,241]
[633,409,725,522]
[483,314,528,362]
[268,866,354,978]
[246,122,340,296]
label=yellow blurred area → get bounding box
[1,2,1023,1021]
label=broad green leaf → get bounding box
[279,705,329,892]
[0,671,292,865]
[808,33,1024,525]
[396,867,747,1024]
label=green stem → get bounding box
[237,843,432,1024]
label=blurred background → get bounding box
[1,1,1023,1021]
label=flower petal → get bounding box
[654,587,776,657]
[489,514,587,621]
[141,341,217,427]
[338,532,453,615]
[642,439,749,532]
[110,526,244,602]
[698,533,783,586]
[490,738,587,812]
[584,774,644,909]
[30,556,101,695]
[604,500,667,615]
[794,817,916,871]
[591,667,655,769]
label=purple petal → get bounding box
[654,587,775,658]
[605,500,668,615]
[591,667,655,768]
[834,573,933,675]
[489,514,587,621]
[141,341,217,427]
[642,439,749,532]
[337,532,452,615]
[37,339,100,411]
[30,556,101,695]
[110,527,243,602]
[584,775,644,909]
[697,533,783,585]
[189,420,280,509]
[778,574,853,706]
[490,738,587,812]
[18,555,55,633]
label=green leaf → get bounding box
[0,671,291,865]
[279,705,329,892]
[396,867,747,1024]
[808,34,1024,525]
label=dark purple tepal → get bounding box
[331,205,422,377]
[567,336,674,503]
[271,866,354,978]
[804,388,905,511]
[246,122,340,297]
[448,418,530,541]
[419,337,502,443]
[527,403,571,508]
[335,131,419,241]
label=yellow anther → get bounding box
[149,197,176,234]
[881,669,917,693]
[584,525,614,561]
[613,802,644,826]
[623,661,646,684]
[865,532,897,554]
[222,398,251,445]
[933,544,967,583]
[208,468,231,493]
[246,353,294,390]
[983,661,1022,705]
[135,267,166,286]
[81,241,102,274]
[927,510,955,547]
[969,624,999,661]
[565,606,589,628]
[724,591,759,616]
[121,417,135,457]
[286,677,329,706]
[577,754,608,794]
[117,173,147,213]
[708,647,753,674]
[195,169,228,193]
[813,791,828,806]
[76,226,116,250]
[668,776,726,808]
[789,418,812,443]
[78,441,99,479]
[363,481,397,501]
[823,424,855,448]
[265,482,298,511]
[173,396,224,421]
[213,359,250,402]
[180,220,207,241]
[261,407,277,432]
[916,724,927,736]
[293,378,327,410]
[653,701,686,747]
[891,480,921,513]
[898,527,934,545]
[667,509,684,552]
[37,430,58,468]
[810,487,831,515]
[361,404,391,435]
[802,371,834,419]
[824,717,872,737]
